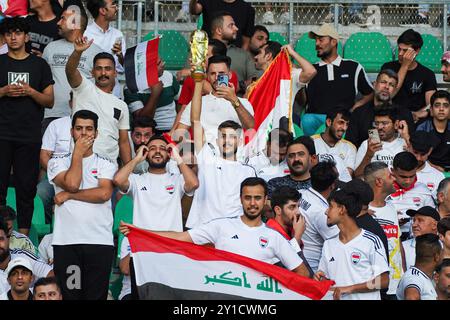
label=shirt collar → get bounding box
[93,21,111,34]
[318,55,342,67]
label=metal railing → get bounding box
[113,0,449,50]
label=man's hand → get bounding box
[54,191,71,206]
[366,139,382,157]
[74,36,94,53]
[134,145,149,163]
[332,286,352,300]
[31,49,43,57]
[281,44,295,56]
[292,214,306,241]
[314,270,329,281]
[215,83,237,102]
[401,48,416,68]
[168,143,183,165]
[119,221,133,236]
[176,69,191,82]
[111,41,122,55]
[73,135,95,156]
[412,108,429,122]
[397,120,410,140]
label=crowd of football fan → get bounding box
[0,0,449,300]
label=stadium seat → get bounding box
[31,196,51,239]
[6,187,16,210]
[343,32,393,73]
[294,33,343,64]
[143,30,189,71]
[113,195,134,237]
[416,34,444,73]
[269,32,288,46]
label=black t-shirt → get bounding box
[25,15,61,54]
[380,61,437,112]
[198,0,255,48]
[267,175,312,199]
[306,58,373,114]
[346,101,415,148]
[416,119,450,170]
[0,54,54,143]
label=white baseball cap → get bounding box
[5,257,33,277]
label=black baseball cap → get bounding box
[409,131,439,154]
[406,206,440,221]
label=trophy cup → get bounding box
[190,30,208,82]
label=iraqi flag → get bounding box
[127,226,334,300]
[124,37,160,93]
[244,49,293,157]
[0,0,28,16]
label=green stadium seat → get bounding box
[343,32,393,73]
[269,32,288,46]
[143,30,189,71]
[314,123,326,135]
[416,34,444,73]
[6,187,16,210]
[113,195,134,237]
[31,196,51,239]
[294,33,343,64]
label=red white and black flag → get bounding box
[0,0,28,16]
[124,36,160,93]
[127,226,334,300]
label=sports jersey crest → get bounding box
[165,184,175,194]
[259,237,269,248]
[351,252,361,265]
[91,168,98,179]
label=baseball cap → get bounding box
[406,206,440,222]
[0,205,16,221]
[409,131,440,154]
[308,24,340,40]
[5,257,33,277]
[442,51,450,64]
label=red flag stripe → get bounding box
[128,226,333,300]
[145,37,160,87]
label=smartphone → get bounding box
[368,129,381,144]
[217,74,229,87]
[115,37,123,46]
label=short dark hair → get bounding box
[33,277,61,296]
[436,258,450,273]
[252,25,269,39]
[0,205,16,221]
[0,221,8,236]
[0,17,30,35]
[344,179,374,206]
[374,108,398,123]
[262,41,282,59]
[415,233,441,263]
[329,188,363,218]
[376,69,399,84]
[218,120,242,131]
[208,39,227,56]
[437,177,450,195]
[72,110,99,130]
[210,11,232,35]
[397,29,423,50]
[267,128,292,148]
[148,134,169,145]
[271,186,301,211]
[86,0,106,19]
[364,161,389,186]
[430,90,450,106]
[310,160,338,192]
[207,55,231,71]
[287,136,316,156]
[240,177,268,196]
[131,116,156,132]
[393,151,418,171]
[326,109,351,123]
[93,52,116,67]
[438,217,450,236]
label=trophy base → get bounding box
[191,71,205,82]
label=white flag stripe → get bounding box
[134,41,149,92]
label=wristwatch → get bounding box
[232,98,241,109]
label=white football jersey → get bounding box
[416,162,445,200]
[396,266,437,300]
[355,137,406,169]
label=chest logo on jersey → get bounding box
[259,237,269,248]
[351,252,361,265]
[426,183,435,191]
[413,197,421,206]
[165,184,175,194]
[91,168,98,179]
[8,72,29,85]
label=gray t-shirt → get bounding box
[42,39,103,118]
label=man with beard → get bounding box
[128,116,156,174]
[66,35,131,165]
[120,177,311,278]
[437,178,450,219]
[47,110,117,300]
[346,69,414,149]
[365,162,405,299]
[42,8,102,131]
[113,135,199,232]
[442,51,450,83]
[185,73,256,228]
[408,131,444,199]
[303,24,373,136]
[0,258,34,300]
[247,25,269,59]
[312,109,356,182]
[0,222,53,296]
[267,136,317,199]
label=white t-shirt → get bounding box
[416,162,445,200]
[119,237,131,300]
[186,144,256,228]
[318,229,390,300]
[312,134,356,182]
[0,250,53,295]
[355,137,406,169]
[246,151,289,182]
[299,187,339,272]
[41,116,71,155]
[396,266,437,300]
[125,171,189,231]
[188,216,303,270]
[180,94,254,144]
[370,203,403,295]
[47,153,117,246]
[386,181,435,234]
[38,234,54,264]
[0,292,8,300]
[72,76,130,162]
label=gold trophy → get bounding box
[190,30,208,82]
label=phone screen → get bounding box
[217,74,229,87]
